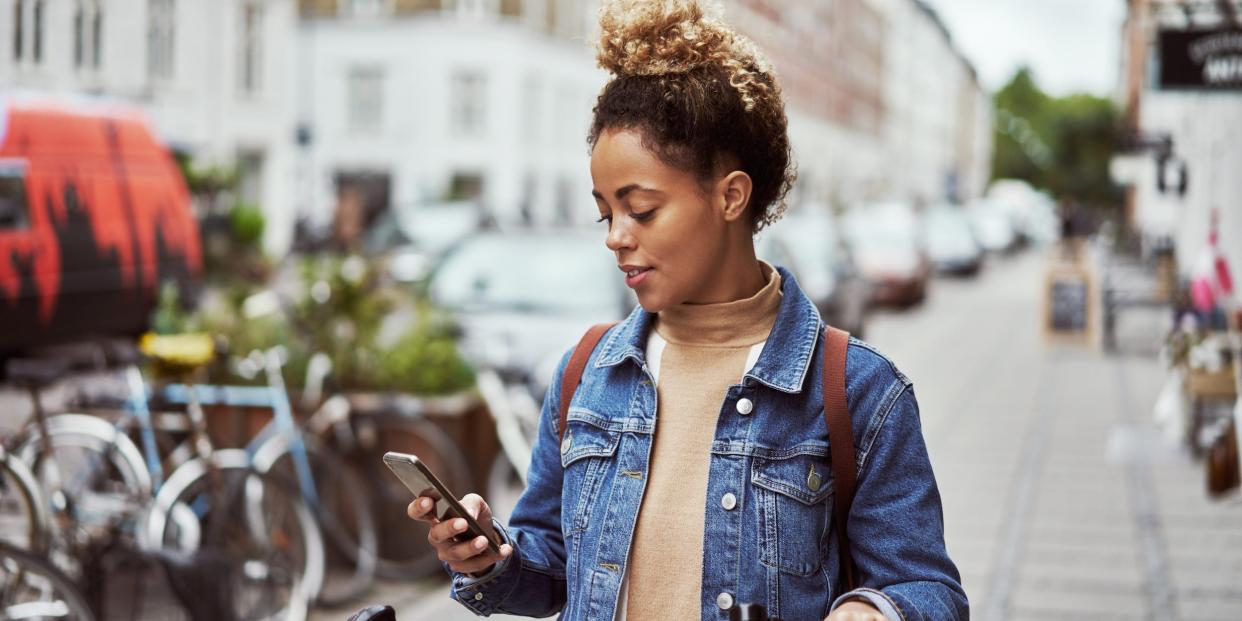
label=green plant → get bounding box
[229,202,266,247]
[373,303,475,395]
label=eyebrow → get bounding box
[591,184,662,201]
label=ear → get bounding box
[715,170,753,223]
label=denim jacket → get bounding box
[448,266,968,620]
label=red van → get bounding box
[0,97,202,353]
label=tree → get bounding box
[991,67,1124,209]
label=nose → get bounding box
[605,218,635,253]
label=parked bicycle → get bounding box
[8,341,321,621]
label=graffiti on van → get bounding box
[0,101,202,351]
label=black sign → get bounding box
[1159,29,1242,89]
[1050,277,1089,332]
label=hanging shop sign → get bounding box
[1159,28,1242,89]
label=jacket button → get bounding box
[473,592,484,601]
[716,592,734,610]
[721,493,737,511]
[736,398,754,415]
[561,431,572,455]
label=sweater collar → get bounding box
[653,261,782,347]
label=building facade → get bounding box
[4,0,993,252]
[2,0,300,253]
[1116,0,1242,276]
[296,0,607,237]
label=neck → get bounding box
[685,236,766,305]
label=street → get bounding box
[316,249,1242,621]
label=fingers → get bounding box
[429,517,472,547]
[445,543,513,575]
[824,600,886,621]
[406,496,438,523]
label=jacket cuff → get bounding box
[830,587,904,621]
[448,519,519,615]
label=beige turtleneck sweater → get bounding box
[620,262,783,621]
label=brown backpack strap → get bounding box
[823,325,858,590]
[558,323,617,441]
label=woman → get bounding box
[408,2,967,619]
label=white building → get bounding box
[867,0,992,205]
[3,0,992,254]
[1117,0,1242,279]
[296,0,607,235]
[1,0,300,253]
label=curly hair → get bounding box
[588,0,795,232]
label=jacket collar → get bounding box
[594,265,822,394]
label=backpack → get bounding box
[555,323,859,590]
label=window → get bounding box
[148,0,176,81]
[451,71,485,136]
[92,6,102,68]
[392,0,440,15]
[347,66,385,132]
[12,0,22,61]
[237,151,264,206]
[32,0,43,63]
[239,2,263,93]
[500,0,522,18]
[0,161,30,230]
[75,1,103,69]
[74,4,85,67]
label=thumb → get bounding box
[461,493,490,521]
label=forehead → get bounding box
[590,128,694,191]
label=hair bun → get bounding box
[596,0,762,77]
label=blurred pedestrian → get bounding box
[408,2,965,620]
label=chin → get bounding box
[636,291,673,314]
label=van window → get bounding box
[0,161,30,230]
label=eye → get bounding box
[595,215,612,224]
[630,210,655,222]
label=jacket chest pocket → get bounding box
[560,418,621,536]
[751,452,833,576]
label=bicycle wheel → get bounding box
[144,449,323,621]
[16,414,152,574]
[347,411,472,579]
[0,540,96,620]
[0,450,51,554]
[252,433,378,607]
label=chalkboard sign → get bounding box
[1050,278,1088,331]
[1044,263,1095,345]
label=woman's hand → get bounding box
[824,599,885,621]
[407,492,513,575]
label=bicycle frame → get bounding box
[156,351,321,510]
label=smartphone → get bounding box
[383,451,501,553]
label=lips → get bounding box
[620,264,653,288]
[619,264,652,277]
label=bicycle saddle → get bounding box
[347,604,396,621]
[4,358,72,388]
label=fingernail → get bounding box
[422,498,432,508]
[475,538,487,550]
[456,519,467,531]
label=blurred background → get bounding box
[1,1,1240,620]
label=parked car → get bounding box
[844,203,931,307]
[759,209,868,337]
[0,96,201,353]
[365,201,483,284]
[923,205,984,276]
[425,229,635,398]
[968,199,1019,254]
